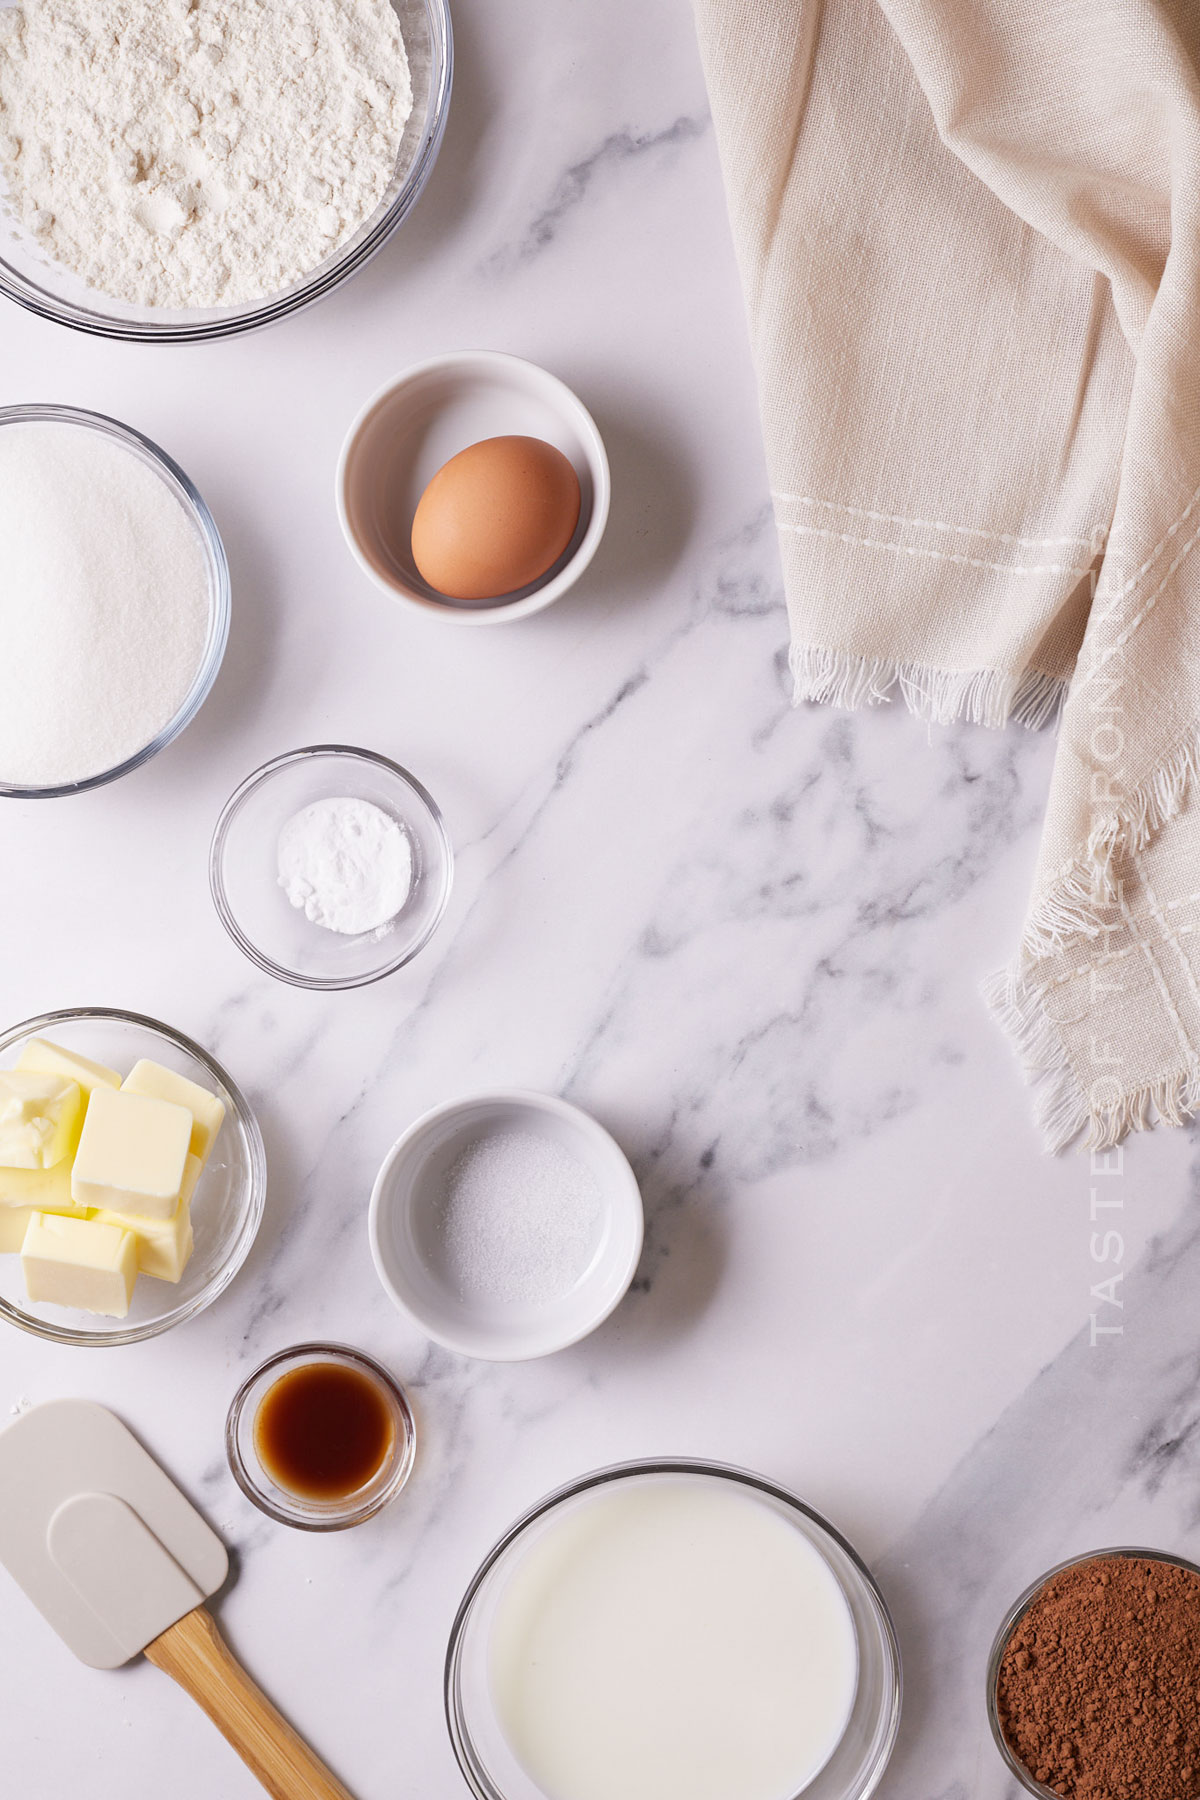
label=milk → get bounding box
[487,1473,859,1800]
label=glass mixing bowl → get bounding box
[446,1459,902,1800]
[0,1009,266,1347]
[0,405,230,799]
[0,0,452,341]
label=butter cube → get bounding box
[71,1087,191,1221]
[0,1194,94,1252]
[0,1206,32,1252]
[21,1212,137,1318]
[0,1071,81,1169]
[96,1154,199,1283]
[0,1158,86,1213]
[121,1060,225,1168]
[18,1038,122,1100]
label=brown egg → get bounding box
[410,435,582,601]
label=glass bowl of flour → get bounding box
[0,405,230,798]
[210,744,454,989]
[0,0,451,341]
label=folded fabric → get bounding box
[694,0,1200,1149]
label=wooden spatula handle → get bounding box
[145,1606,355,1800]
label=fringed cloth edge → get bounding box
[790,642,1200,1151]
[982,966,1200,1151]
[789,644,1066,731]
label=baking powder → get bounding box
[277,797,414,936]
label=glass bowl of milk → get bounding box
[446,1460,901,1800]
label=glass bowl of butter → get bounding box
[0,1009,265,1347]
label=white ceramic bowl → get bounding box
[368,1092,643,1359]
[337,352,611,623]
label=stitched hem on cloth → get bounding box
[981,967,1200,1152]
[789,644,1066,730]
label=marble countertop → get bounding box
[3,1,1197,1795]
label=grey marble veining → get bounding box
[484,113,711,275]
[882,1132,1200,1798]
[0,1,1196,1796]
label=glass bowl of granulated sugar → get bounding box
[0,405,229,799]
[0,0,451,342]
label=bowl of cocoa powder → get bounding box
[988,1548,1200,1800]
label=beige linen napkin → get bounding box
[695,0,1200,1149]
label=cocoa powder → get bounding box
[995,1553,1200,1800]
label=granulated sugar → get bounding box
[0,422,210,788]
[437,1131,604,1307]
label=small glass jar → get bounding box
[226,1343,416,1531]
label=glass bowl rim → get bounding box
[985,1544,1200,1798]
[0,403,230,799]
[0,0,453,343]
[0,1005,266,1346]
[224,1340,417,1530]
[209,743,454,990]
[444,1455,903,1800]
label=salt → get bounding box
[0,422,210,787]
[436,1131,604,1307]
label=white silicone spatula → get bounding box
[0,1398,354,1800]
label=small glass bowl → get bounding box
[446,1459,902,1800]
[210,746,453,989]
[986,1545,1200,1797]
[0,406,230,799]
[0,0,452,342]
[0,1009,265,1347]
[226,1343,417,1531]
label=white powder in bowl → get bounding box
[0,422,212,789]
[0,0,413,309]
[436,1131,605,1307]
[278,797,414,936]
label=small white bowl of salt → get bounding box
[368,1092,644,1360]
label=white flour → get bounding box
[0,0,412,308]
[278,798,413,936]
[0,422,210,788]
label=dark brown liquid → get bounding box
[254,1362,395,1501]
